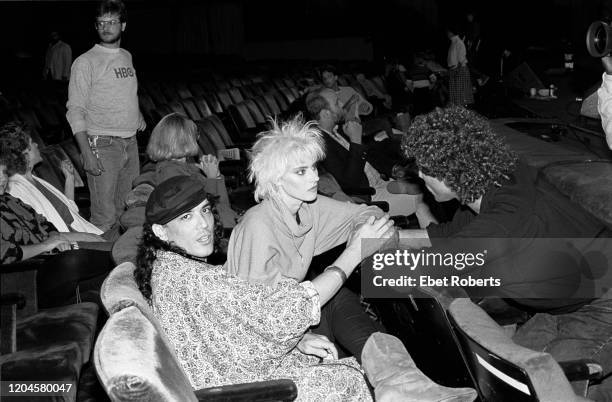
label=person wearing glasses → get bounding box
[66,0,146,239]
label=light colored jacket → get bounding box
[8,174,103,234]
[596,72,612,150]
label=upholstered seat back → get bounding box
[448,298,581,402]
[94,306,197,402]
[100,262,180,360]
[100,262,151,318]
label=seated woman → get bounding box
[121,112,237,230]
[134,175,476,401]
[113,113,238,264]
[1,121,105,237]
[224,117,387,360]
[0,158,113,308]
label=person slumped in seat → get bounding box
[134,174,476,401]
[305,88,424,220]
[1,120,106,237]
[0,157,112,308]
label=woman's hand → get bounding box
[60,160,75,179]
[199,154,221,179]
[296,333,338,360]
[60,232,105,243]
[347,215,396,258]
[43,232,72,253]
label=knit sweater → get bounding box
[224,196,384,286]
[66,44,145,138]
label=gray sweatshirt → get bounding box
[66,44,145,138]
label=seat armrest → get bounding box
[559,359,603,382]
[194,379,297,402]
[0,293,26,309]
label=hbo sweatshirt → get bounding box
[66,44,145,138]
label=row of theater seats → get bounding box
[137,76,305,145]
[1,67,393,213]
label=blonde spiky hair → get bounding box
[249,115,325,202]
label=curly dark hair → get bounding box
[402,106,517,203]
[0,121,31,176]
[134,197,224,300]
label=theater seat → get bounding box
[216,90,234,112]
[449,298,601,402]
[228,87,244,104]
[96,306,297,402]
[176,83,193,99]
[228,102,259,140]
[1,260,100,402]
[262,94,282,116]
[193,97,213,118]
[168,101,188,117]
[253,96,274,118]
[268,90,289,112]
[244,99,268,127]
[202,92,224,115]
[180,98,204,121]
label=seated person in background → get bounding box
[321,65,373,120]
[143,112,237,228]
[320,65,393,137]
[1,120,105,237]
[226,117,391,361]
[383,58,414,112]
[405,52,438,115]
[135,175,475,401]
[355,72,392,111]
[400,106,612,401]
[113,113,237,264]
[0,158,112,308]
[305,87,424,220]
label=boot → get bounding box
[361,332,477,402]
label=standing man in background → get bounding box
[43,31,72,83]
[67,0,145,239]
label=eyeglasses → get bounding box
[95,19,121,29]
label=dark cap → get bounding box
[145,175,208,225]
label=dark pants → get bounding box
[311,287,384,363]
[37,249,113,308]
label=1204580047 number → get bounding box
[1,381,74,396]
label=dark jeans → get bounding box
[311,287,384,363]
[37,249,114,308]
[513,292,612,401]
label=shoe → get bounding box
[362,333,477,402]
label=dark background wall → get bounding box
[2,0,612,84]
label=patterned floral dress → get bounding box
[150,251,372,401]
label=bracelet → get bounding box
[324,265,348,284]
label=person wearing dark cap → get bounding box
[133,175,476,401]
[134,174,377,398]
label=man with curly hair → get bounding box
[400,106,612,401]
